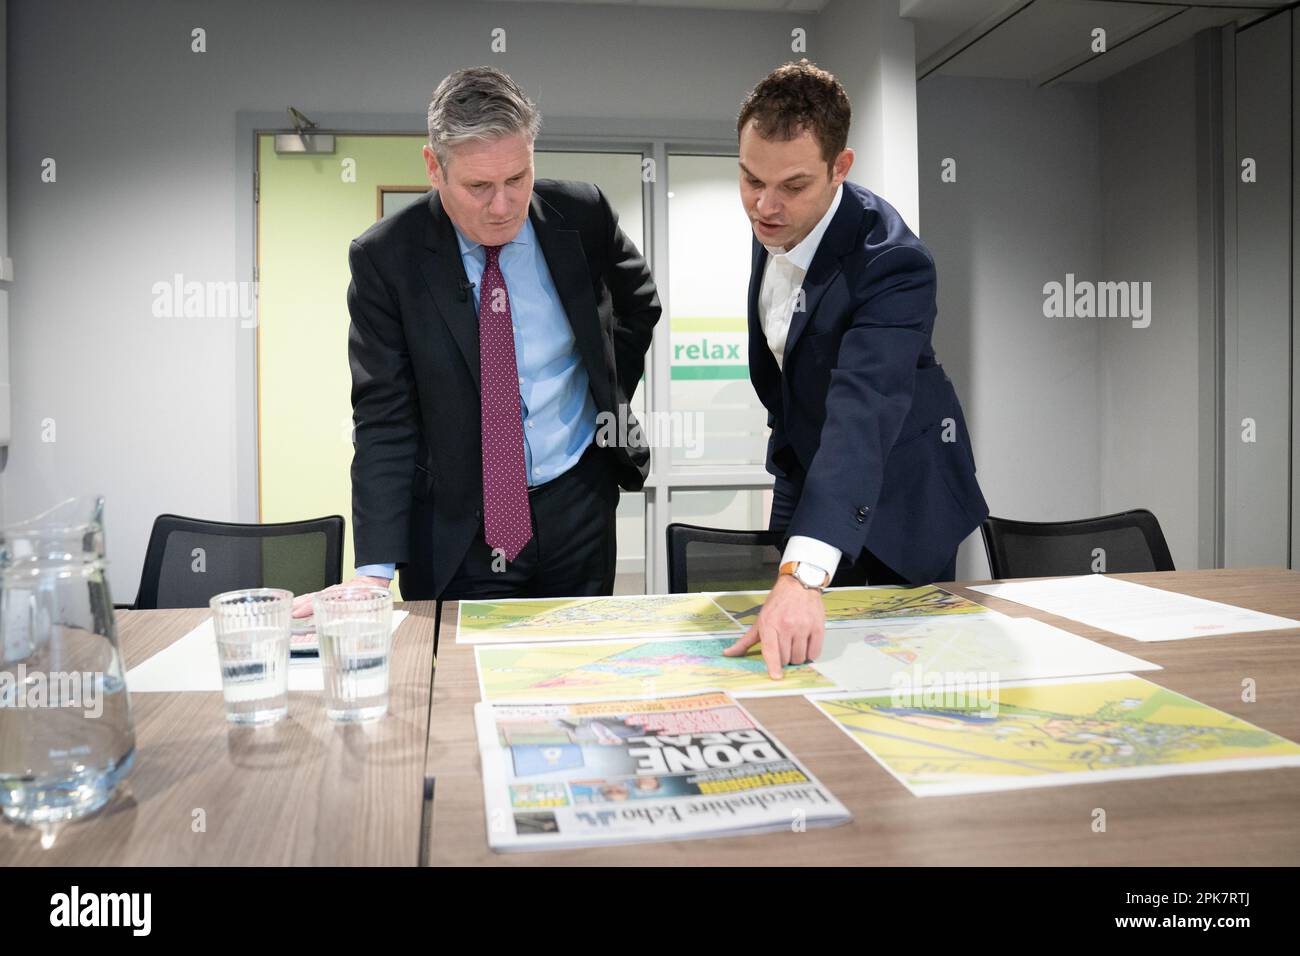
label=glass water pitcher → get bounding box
[0,494,136,826]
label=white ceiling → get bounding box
[481,0,1290,84]
[904,0,1290,84]
[480,0,828,11]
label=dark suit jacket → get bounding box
[750,180,988,584]
[347,180,661,599]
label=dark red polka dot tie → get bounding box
[477,245,532,561]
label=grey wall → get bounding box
[821,0,920,230]
[918,75,1103,579]
[918,34,1222,578]
[0,0,8,522]
[1294,9,1300,572]
[1227,11,1293,568]
[5,0,921,598]
[1096,37,1207,571]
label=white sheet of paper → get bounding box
[969,575,1300,642]
[125,610,409,693]
[807,613,1160,691]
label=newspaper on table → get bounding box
[476,690,850,851]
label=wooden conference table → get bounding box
[1,603,439,865]
[425,568,1300,866]
[4,568,1298,865]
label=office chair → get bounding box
[121,514,345,609]
[666,523,785,594]
[980,509,1174,580]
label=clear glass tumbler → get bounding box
[312,586,393,722]
[210,588,292,725]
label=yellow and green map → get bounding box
[811,674,1300,796]
[714,585,988,629]
[476,637,836,701]
[457,594,744,644]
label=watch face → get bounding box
[796,564,823,587]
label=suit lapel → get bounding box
[782,254,840,359]
[747,235,765,321]
[419,190,481,390]
[781,190,855,360]
[747,238,779,406]
[530,191,610,410]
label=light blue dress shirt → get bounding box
[357,214,597,581]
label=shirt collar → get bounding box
[451,210,534,258]
[763,182,843,271]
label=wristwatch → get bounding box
[779,560,831,591]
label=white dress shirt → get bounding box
[759,184,845,583]
[758,183,842,370]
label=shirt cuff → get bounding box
[355,563,396,581]
[781,536,841,583]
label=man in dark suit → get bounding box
[723,60,988,677]
[295,66,659,610]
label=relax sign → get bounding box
[671,328,748,380]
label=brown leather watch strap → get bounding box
[779,561,830,589]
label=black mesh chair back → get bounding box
[980,509,1174,580]
[130,514,345,609]
[666,523,785,594]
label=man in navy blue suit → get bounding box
[723,60,989,679]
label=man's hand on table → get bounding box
[291,575,392,619]
[722,573,825,680]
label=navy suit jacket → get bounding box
[749,180,988,584]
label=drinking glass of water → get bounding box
[210,588,292,725]
[312,586,393,722]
